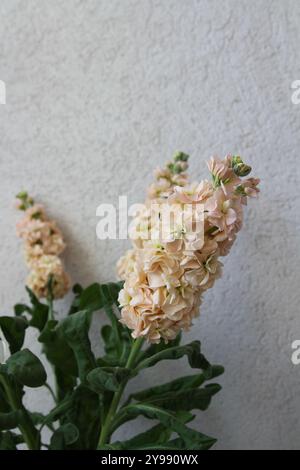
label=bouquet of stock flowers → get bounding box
[0,153,259,450]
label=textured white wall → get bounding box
[1,0,300,450]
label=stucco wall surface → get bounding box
[0,0,300,450]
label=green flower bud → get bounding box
[233,163,252,177]
[174,151,189,163]
[16,190,28,200]
[232,156,251,177]
[235,184,247,196]
[231,155,243,167]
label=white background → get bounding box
[1,0,300,450]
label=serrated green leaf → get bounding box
[127,365,224,404]
[136,341,211,376]
[109,423,172,450]
[111,403,216,450]
[138,333,182,362]
[109,437,188,451]
[127,374,206,403]
[140,384,222,412]
[6,349,47,388]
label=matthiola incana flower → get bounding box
[3,154,260,451]
[16,192,70,299]
[118,152,260,343]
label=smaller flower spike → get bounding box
[16,194,70,299]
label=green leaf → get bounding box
[141,384,222,412]
[6,349,47,388]
[62,385,101,450]
[78,282,123,312]
[101,325,116,357]
[41,385,101,450]
[0,431,17,449]
[87,367,135,393]
[0,316,28,354]
[0,365,24,408]
[54,367,77,402]
[68,282,125,360]
[40,395,73,430]
[0,410,24,431]
[58,310,96,381]
[14,304,30,316]
[109,423,172,450]
[100,320,132,366]
[68,284,84,315]
[39,320,77,376]
[30,412,55,431]
[112,403,216,450]
[38,319,78,399]
[136,341,212,376]
[15,288,49,331]
[0,384,10,413]
[127,365,224,404]
[138,333,182,362]
[108,437,189,451]
[50,423,79,450]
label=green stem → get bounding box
[0,375,39,450]
[47,287,54,321]
[44,382,57,404]
[98,337,144,449]
[46,279,60,402]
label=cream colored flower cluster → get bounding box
[117,152,260,343]
[16,192,70,299]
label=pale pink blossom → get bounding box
[27,255,70,299]
[168,180,213,204]
[118,153,259,343]
[16,196,70,300]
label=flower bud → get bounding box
[15,191,35,210]
[16,190,28,200]
[174,151,189,163]
[232,156,251,177]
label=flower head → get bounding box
[16,193,70,299]
[118,153,259,343]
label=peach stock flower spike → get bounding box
[16,192,70,299]
[117,152,260,343]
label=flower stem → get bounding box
[47,276,54,321]
[98,337,144,449]
[44,382,57,404]
[46,277,60,402]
